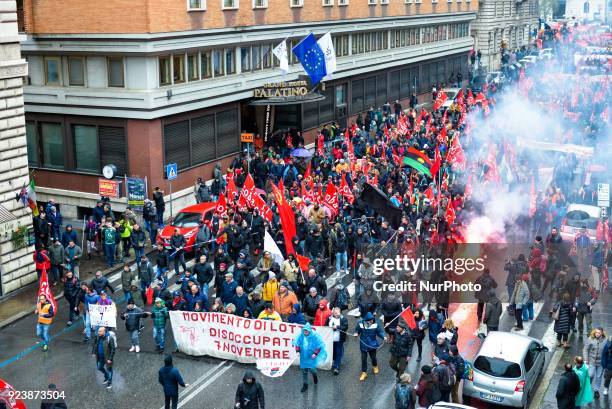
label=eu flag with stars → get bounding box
[292,33,327,85]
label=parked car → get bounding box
[486,71,507,87]
[428,403,477,409]
[157,202,216,253]
[463,331,548,409]
[559,203,602,242]
[439,87,461,110]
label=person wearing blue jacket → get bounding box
[293,323,327,393]
[81,284,101,342]
[427,309,443,346]
[184,284,209,312]
[287,303,307,325]
[60,224,78,248]
[354,312,387,381]
[158,355,189,409]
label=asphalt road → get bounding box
[0,260,598,409]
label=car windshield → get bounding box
[172,212,201,228]
[474,356,522,378]
[565,210,599,229]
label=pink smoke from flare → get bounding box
[465,216,507,243]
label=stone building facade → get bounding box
[471,0,540,70]
[0,0,34,296]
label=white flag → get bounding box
[317,32,336,80]
[272,40,289,75]
[264,231,284,266]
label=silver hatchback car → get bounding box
[463,331,548,408]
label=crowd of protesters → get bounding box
[27,21,611,409]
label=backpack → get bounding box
[451,356,466,380]
[336,288,350,310]
[395,384,413,409]
[436,364,455,391]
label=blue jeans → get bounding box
[522,302,534,321]
[129,329,140,346]
[302,367,317,385]
[36,323,50,346]
[332,341,344,370]
[134,246,144,262]
[590,365,604,391]
[83,313,92,338]
[154,327,166,350]
[123,290,133,304]
[96,359,113,383]
[335,251,348,273]
[104,243,115,267]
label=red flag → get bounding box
[467,90,474,106]
[340,174,355,204]
[0,378,27,409]
[445,201,456,225]
[215,193,227,217]
[456,89,465,110]
[433,90,448,111]
[322,182,339,217]
[529,177,537,217]
[347,139,355,161]
[238,174,257,208]
[38,268,57,314]
[437,125,447,145]
[423,186,435,202]
[400,307,417,330]
[253,195,273,223]
[603,264,609,292]
[344,128,351,146]
[431,145,442,177]
[392,148,401,166]
[296,254,311,272]
[317,134,324,156]
[304,162,311,181]
[225,173,238,203]
[271,182,297,255]
[446,135,466,170]
[464,174,472,198]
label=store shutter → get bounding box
[191,114,216,165]
[99,126,128,176]
[164,120,190,170]
[216,108,239,157]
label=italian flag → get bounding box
[17,179,39,216]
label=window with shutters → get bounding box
[216,109,239,157]
[351,79,364,114]
[364,77,376,108]
[99,126,127,176]
[164,121,190,170]
[376,74,387,106]
[191,115,216,165]
[400,69,411,98]
[389,71,400,102]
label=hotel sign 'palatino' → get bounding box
[253,81,309,98]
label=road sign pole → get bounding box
[169,180,173,219]
[165,163,178,219]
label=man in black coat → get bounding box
[389,323,414,380]
[556,363,580,409]
[158,355,188,409]
[235,370,265,409]
[192,254,214,294]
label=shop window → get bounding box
[159,56,172,86]
[187,54,199,81]
[73,125,99,173]
[303,101,319,130]
[68,57,85,86]
[44,57,60,85]
[41,123,64,169]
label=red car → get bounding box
[157,202,216,253]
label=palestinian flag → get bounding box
[402,147,432,178]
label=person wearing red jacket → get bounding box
[314,299,332,327]
[33,246,51,279]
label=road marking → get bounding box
[176,362,235,408]
[158,360,226,409]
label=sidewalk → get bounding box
[537,289,611,409]
[0,240,155,329]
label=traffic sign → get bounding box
[166,163,178,181]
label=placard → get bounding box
[126,177,146,207]
[98,179,120,198]
[88,304,117,328]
